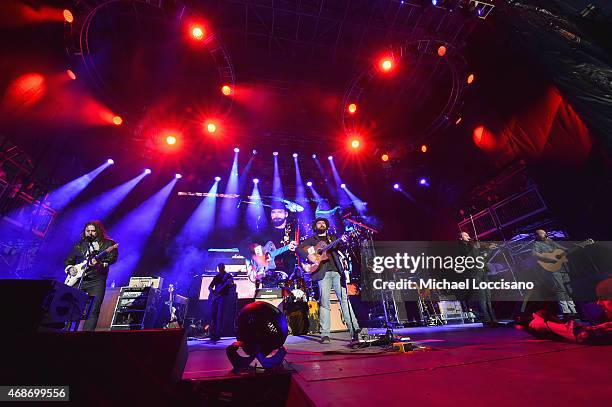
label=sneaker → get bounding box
[320,336,331,344]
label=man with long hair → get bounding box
[65,220,118,331]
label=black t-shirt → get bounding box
[210,273,233,296]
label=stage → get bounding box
[183,324,611,406]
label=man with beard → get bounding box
[65,220,118,331]
[240,201,298,288]
[531,229,577,319]
[297,217,360,343]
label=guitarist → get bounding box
[531,229,577,318]
[297,217,360,343]
[208,263,235,341]
[239,201,298,288]
[64,220,118,331]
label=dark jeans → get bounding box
[472,271,496,323]
[210,295,226,339]
[79,276,107,331]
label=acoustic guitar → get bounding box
[301,230,359,275]
[536,239,594,272]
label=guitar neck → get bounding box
[269,244,292,258]
[322,237,344,252]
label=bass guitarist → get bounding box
[64,220,118,331]
[297,217,359,343]
[208,263,235,341]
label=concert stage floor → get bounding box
[183,324,611,406]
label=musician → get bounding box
[239,201,298,288]
[531,229,577,318]
[208,263,234,341]
[458,231,498,327]
[297,217,360,343]
[65,220,118,331]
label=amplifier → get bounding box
[129,276,163,289]
[255,288,283,299]
[438,300,465,323]
[111,286,160,330]
[199,276,255,299]
[205,248,247,273]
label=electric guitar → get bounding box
[210,274,234,299]
[64,244,118,286]
[536,239,594,272]
[301,231,359,275]
[247,241,296,280]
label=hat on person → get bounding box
[312,217,330,230]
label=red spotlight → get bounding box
[191,25,205,41]
[66,69,76,80]
[421,144,427,153]
[63,9,74,23]
[437,46,447,57]
[350,138,361,149]
[379,57,394,72]
[166,134,177,145]
[221,85,232,96]
[381,154,390,162]
[473,126,484,145]
[347,103,357,114]
[467,73,475,84]
[206,121,217,134]
[112,115,123,126]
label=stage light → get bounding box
[393,183,400,190]
[144,168,152,174]
[112,115,123,126]
[379,57,394,72]
[252,149,257,155]
[473,125,484,144]
[273,151,278,156]
[215,176,221,182]
[175,173,183,179]
[234,147,240,153]
[312,154,316,159]
[191,26,204,41]
[107,159,114,165]
[381,154,389,162]
[206,122,217,134]
[350,139,361,149]
[166,135,177,145]
[293,153,298,158]
[437,46,447,57]
[419,178,429,186]
[421,145,427,153]
[221,85,232,96]
[328,155,333,160]
[253,178,259,184]
[341,183,346,189]
[348,103,357,114]
[66,69,76,80]
[63,9,74,23]
[467,73,475,84]
[432,0,438,5]
[306,181,313,187]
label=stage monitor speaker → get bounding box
[0,279,89,332]
[1,329,188,404]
